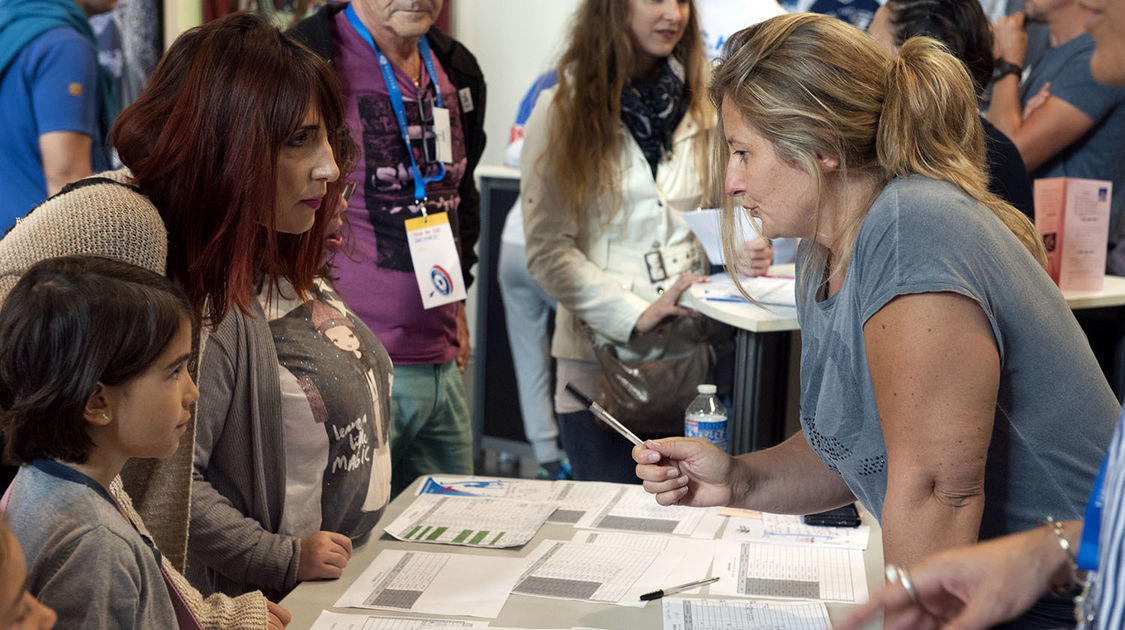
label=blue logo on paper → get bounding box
[429,265,453,297]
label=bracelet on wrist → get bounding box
[1043,516,1082,594]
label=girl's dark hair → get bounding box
[112,11,352,327]
[0,256,195,465]
[883,0,994,96]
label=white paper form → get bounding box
[384,494,555,547]
[546,481,626,525]
[574,485,723,538]
[575,532,717,604]
[334,549,528,617]
[308,611,486,630]
[416,477,556,501]
[416,477,625,525]
[662,598,830,630]
[681,209,761,265]
[722,513,871,550]
[512,539,660,603]
[711,541,868,602]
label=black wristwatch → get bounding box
[993,59,1023,81]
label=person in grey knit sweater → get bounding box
[0,256,273,630]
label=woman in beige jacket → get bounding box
[521,0,718,482]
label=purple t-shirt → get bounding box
[330,11,468,364]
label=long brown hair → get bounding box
[710,14,1044,280]
[544,0,712,223]
[113,11,351,327]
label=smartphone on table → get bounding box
[802,503,861,527]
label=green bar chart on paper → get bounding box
[383,493,557,548]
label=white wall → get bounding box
[451,0,582,168]
[164,0,202,47]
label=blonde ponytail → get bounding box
[878,37,1046,264]
[711,15,1045,285]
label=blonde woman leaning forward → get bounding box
[837,0,1125,626]
[632,14,1119,629]
[522,0,731,482]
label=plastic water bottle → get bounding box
[684,384,728,453]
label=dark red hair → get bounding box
[112,11,351,327]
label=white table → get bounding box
[281,476,885,629]
[688,267,1125,453]
[1062,275,1125,309]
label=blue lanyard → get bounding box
[345,4,446,206]
[1077,456,1107,571]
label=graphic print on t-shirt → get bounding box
[356,82,467,273]
[267,281,393,536]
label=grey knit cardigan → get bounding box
[0,170,195,571]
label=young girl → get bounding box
[0,256,283,629]
[0,519,55,630]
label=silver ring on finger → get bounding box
[885,564,919,603]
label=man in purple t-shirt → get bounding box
[291,0,486,497]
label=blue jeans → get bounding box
[557,410,662,484]
[498,238,561,464]
[390,360,473,497]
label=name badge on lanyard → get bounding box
[405,213,467,309]
[345,4,463,309]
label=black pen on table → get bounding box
[639,576,720,601]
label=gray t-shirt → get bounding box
[1023,33,1125,237]
[797,176,1119,540]
[8,460,177,629]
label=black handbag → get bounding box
[589,321,716,436]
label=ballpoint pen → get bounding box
[639,576,720,601]
[563,383,643,446]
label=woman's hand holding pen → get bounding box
[633,437,739,507]
[634,273,708,335]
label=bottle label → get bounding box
[685,414,728,452]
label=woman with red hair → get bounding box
[0,11,351,628]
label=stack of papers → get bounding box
[323,478,869,630]
[334,550,528,618]
[384,494,556,548]
[710,541,868,602]
[574,485,724,539]
[695,274,796,307]
[663,599,830,630]
[721,511,871,550]
[417,477,623,525]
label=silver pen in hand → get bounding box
[563,383,643,446]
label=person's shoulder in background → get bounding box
[506,70,558,168]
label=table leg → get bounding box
[730,329,791,455]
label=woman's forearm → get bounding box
[730,432,857,514]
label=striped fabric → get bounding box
[1084,412,1125,629]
